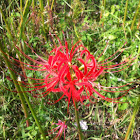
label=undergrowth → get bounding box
[0,0,139,139]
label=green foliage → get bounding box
[0,0,139,139]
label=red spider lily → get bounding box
[3,32,136,110]
[48,120,67,140]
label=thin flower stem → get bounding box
[0,7,27,78]
[19,0,32,39]
[32,0,35,8]
[133,45,140,71]
[70,60,83,140]
[100,0,105,27]
[0,8,14,41]
[0,6,32,127]
[123,0,129,26]
[130,0,140,31]
[74,24,80,39]
[20,0,22,11]
[47,0,53,29]
[19,82,47,140]
[124,95,140,140]
[74,100,83,140]
[51,0,55,10]
[39,0,47,41]
[0,43,29,127]
[1,36,45,137]
[137,18,140,29]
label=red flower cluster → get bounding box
[48,120,67,140]
[4,33,135,109]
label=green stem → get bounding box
[0,8,14,41]
[0,42,29,127]
[31,0,35,35]
[51,0,55,10]
[124,96,140,140]
[1,3,46,138]
[19,81,46,140]
[19,0,31,39]
[70,64,83,140]
[104,0,106,9]
[0,6,29,81]
[1,34,46,140]
[123,0,129,26]
[130,0,140,30]
[74,24,80,39]
[39,0,47,41]
[32,0,35,9]
[133,45,140,71]
[0,6,31,126]
[100,0,105,27]
[74,101,83,140]
[20,0,22,11]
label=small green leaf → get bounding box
[82,36,86,41]
[104,11,109,17]
[27,72,33,77]
[87,35,92,41]
[15,12,20,17]
[111,5,115,14]
[108,35,116,40]
[32,130,37,136]
[119,103,128,110]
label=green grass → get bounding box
[0,0,139,139]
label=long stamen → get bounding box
[49,31,57,48]
[96,42,109,60]
[91,87,130,101]
[4,86,45,93]
[102,55,133,68]
[1,49,44,68]
[14,44,45,65]
[47,93,65,105]
[98,42,127,64]
[8,67,44,80]
[5,58,47,71]
[70,40,81,57]
[6,76,45,86]
[105,61,135,73]
[71,44,87,59]
[99,87,133,93]
[104,57,135,70]
[25,41,48,64]
[100,55,133,67]
[92,82,133,89]
[98,49,124,65]
[33,91,50,98]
